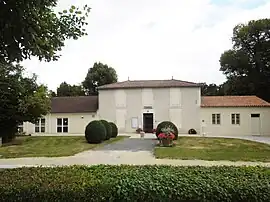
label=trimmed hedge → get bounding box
[156,121,178,140]
[0,165,270,201]
[85,120,106,143]
[100,120,112,140]
[109,122,118,138]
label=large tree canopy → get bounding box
[83,62,118,95]
[57,82,85,96]
[0,0,90,63]
[220,18,270,101]
[0,1,90,143]
[0,63,51,143]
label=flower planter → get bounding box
[160,139,173,147]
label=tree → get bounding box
[0,1,90,143]
[219,18,270,101]
[56,82,85,96]
[0,63,51,143]
[0,1,91,63]
[83,62,118,95]
[200,83,225,96]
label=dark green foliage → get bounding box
[100,120,112,140]
[85,120,106,144]
[219,19,270,102]
[56,82,85,97]
[82,62,118,95]
[0,63,51,143]
[156,121,178,140]
[0,1,91,63]
[188,128,197,134]
[109,122,118,138]
[0,165,270,201]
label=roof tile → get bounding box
[98,79,200,89]
[51,96,98,113]
[201,96,270,107]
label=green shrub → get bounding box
[100,120,112,140]
[109,122,118,138]
[0,165,270,201]
[85,120,106,143]
[188,128,197,134]
[156,121,178,140]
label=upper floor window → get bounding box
[35,118,45,133]
[231,114,240,125]
[212,114,221,125]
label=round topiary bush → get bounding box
[188,128,197,134]
[85,120,106,144]
[156,121,178,140]
[100,120,112,140]
[109,122,118,138]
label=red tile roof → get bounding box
[51,96,98,113]
[98,79,200,90]
[201,96,270,107]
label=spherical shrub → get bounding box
[109,122,118,138]
[188,128,197,134]
[85,120,106,144]
[100,120,112,140]
[156,121,178,140]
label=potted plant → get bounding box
[158,126,175,147]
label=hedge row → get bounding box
[1,165,270,201]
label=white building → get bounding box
[20,79,270,136]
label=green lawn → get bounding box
[0,136,126,158]
[154,137,270,162]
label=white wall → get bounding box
[201,107,270,136]
[98,87,201,133]
[23,112,98,134]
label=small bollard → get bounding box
[0,137,2,147]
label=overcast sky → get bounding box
[21,0,270,91]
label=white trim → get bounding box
[141,108,155,131]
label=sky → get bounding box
[21,0,270,91]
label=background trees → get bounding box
[203,18,270,102]
[56,82,85,97]
[82,62,118,95]
[54,62,118,97]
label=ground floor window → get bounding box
[212,114,221,124]
[35,118,46,133]
[18,122,23,133]
[57,118,68,133]
[231,114,240,125]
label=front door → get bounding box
[251,114,261,135]
[143,113,154,133]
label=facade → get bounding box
[20,79,270,136]
[201,96,270,136]
[98,80,201,133]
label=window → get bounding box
[251,114,260,118]
[57,118,68,133]
[35,118,45,133]
[231,114,240,125]
[18,122,23,133]
[212,114,221,125]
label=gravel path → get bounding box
[1,135,270,168]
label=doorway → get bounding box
[143,113,154,133]
[251,114,261,136]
